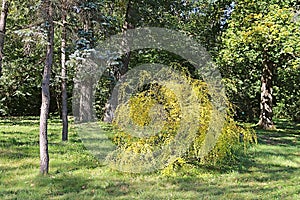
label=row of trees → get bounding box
[0,0,299,174]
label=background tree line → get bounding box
[0,0,298,122]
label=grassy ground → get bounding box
[0,117,299,199]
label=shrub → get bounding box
[111,70,257,172]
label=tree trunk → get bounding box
[120,0,134,76]
[77,6,94,123]
[61,0,68,141]
[258,58,275,130]
[0,0,9,77]
[40,0,54,174]
[79,78,94,122]
[103,0,133,123]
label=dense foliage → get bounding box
[218,0,300,122]
[0,0,298,122]
[112,70,256,170]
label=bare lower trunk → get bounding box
[0,0,9,77]
[258,59,275,130]
[79,79,94,122]
[40,0,54,174]
[61,0,68,141]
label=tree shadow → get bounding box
[0,116,40,126]
[255,122,299,147]
[34,173,91,195]
[169,120,300,198]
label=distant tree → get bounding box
[219,1,300,129]
[103,0,134,122]
[61,0,68,141]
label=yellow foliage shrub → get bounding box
[112,72,257,171]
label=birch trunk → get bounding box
[40,0,54,174]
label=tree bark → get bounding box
[120,0,134,76]
[61,0,68,141]
[258,58,275,130]
[0,0,9,77]
[40,0,54,174]
[77,1,95,123]
[79,77,94,122]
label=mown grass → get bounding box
[0,117,299,199]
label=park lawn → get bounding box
[0,117,299,200]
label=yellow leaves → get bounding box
[253,25,268,35]
[113,71,256,169]
[129,94,156,127]
[265,22,274,28]
[232,5,296,45]
[283,46,294,54]
[291,59,300,70]
[253,13,263,20]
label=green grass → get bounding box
[0,117,299,199]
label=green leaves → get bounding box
[218,0,300,121]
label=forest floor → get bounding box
[0,117,299,199]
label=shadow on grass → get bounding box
[0,133,38,145]
[254,119,300,145]
[0,117,299,199]
[171,175,275,197]
[168,160,299,198]
[0,116,40,126]
[0,173,93,199]
[35,173,90,195]
[255,129,299,147]
[0,149,33,160]
[0,116,66,126]
[162,120,300,198]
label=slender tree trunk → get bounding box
[40,0,54,174]
[61,0,68,141]
[120,0,134,76]
[0,0,9,77]
[103,0,133,123]
[258,58,275,130]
